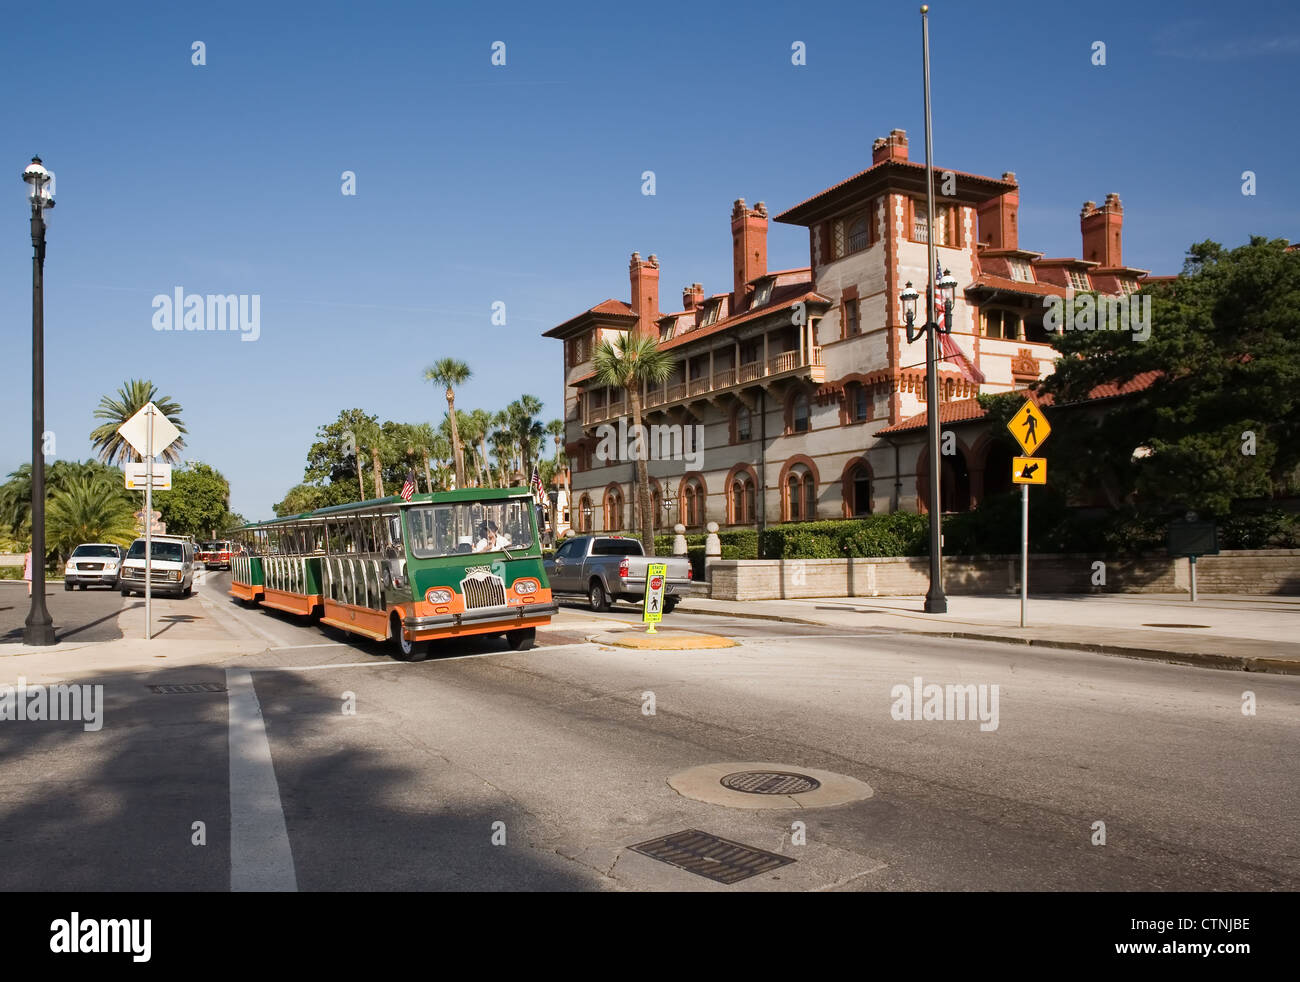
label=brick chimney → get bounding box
[977,172,1020,250]
[629,251,660,337]
[731,199,768,308]
[682,283,704,311]
[872,128,909,165]
[1081,193,1123,267]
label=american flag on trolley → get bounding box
[530,465,546,504]
[400,470,416,501]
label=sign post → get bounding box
[118,402,181,640]
[1008,401,1051,628]
[643,563,667,635]
[1167,514,1219,604]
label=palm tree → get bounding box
[489,427,516,487]
[46,477,138,560]
[546,418,567,533]
[423,359,472,489]
[468,409,494,488]
[354,419,388,499]
[90,380,187,465]
[593,333,675,555]
[507,395,546,480]
[406,422,438,494]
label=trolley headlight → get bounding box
[514,579,539,595]
[426,588,452,604]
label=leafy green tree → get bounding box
[593,333,675,553]
[1039,237,1299,517]
[303,409,376,506]
[0,460,130,535]
[46,477,138,559]
[90,380,187,465]
[423,359,472,488]
[154,462,232,537]
[273,483,327,517]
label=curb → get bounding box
[670,603,1300,676]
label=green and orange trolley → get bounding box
[228,488,556,660]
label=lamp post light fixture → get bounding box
[899,2,956,615]
[22,156,56,645]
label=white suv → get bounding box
[120,535,195,598]
[64,543,125,590]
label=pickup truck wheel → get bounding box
[664,596,679,614]
[588,579,610,612]
[64,581,73,592]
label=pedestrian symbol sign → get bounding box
[1012,456,1047,485]
[643,563,667,632]
[1008,400,1050,455]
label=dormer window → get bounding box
[1068,270,1091,291]
[751,278,773,309]
[1009,260,1035,283]
[701,300,722,326]
[659,319,674,341]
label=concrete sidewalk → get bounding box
[674,593,1300,674]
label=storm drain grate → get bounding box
[629,829,795,884]
[147,682,227,694]
[720,770,821,795]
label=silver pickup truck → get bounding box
[544,535,692,612]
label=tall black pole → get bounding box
[24,164,56,645]
[921,5,947,613]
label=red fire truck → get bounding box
[197,540,234,569]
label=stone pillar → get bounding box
[672,523,688,556]
[704,520,721,580]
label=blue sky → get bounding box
[2,0,1296,518]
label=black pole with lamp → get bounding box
[22,156,56,645]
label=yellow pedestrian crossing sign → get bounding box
[1012,456,1047,485]
[643,563,667,633]
[1008,400,1050,455]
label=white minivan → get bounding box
[119,535,195,598]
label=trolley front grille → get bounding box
[460,574,506,609]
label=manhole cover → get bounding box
[720,770,821,795]
[147,682,227,694]
[629,829,794,884]
[1141,624,1212,629]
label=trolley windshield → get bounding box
[404,500,535,558]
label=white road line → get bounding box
[226,668,297,892]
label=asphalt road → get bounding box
[0,580,124,643]
[0,571,1295,891]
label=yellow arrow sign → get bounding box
[1008,400,1051,455]
[1012,456,1047,485]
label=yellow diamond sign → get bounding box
[1008,400,1051,455]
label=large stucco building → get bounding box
[544,128,1151,535]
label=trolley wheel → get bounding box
[392,615,429,662]
[505,627,535,651]
[588,579,610,613]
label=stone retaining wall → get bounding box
[707,550,1300,600]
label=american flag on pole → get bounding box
[530,465,545,504]
[400,470,416,501]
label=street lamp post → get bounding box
[22,156,56,645]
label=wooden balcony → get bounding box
[581,347,824,425]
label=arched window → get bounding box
[784,465,816,521]
[734,405,752,443]
[791,392,810,433]
[682,478,705,528]
[604,486,624,531]
[579,494,592,532]
[849,464,872,516]
[730,471,755,525]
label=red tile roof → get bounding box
[543,298,637,338]
[659,286,831,352]
[877,372,1162,435]
[966,273,1071,299]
